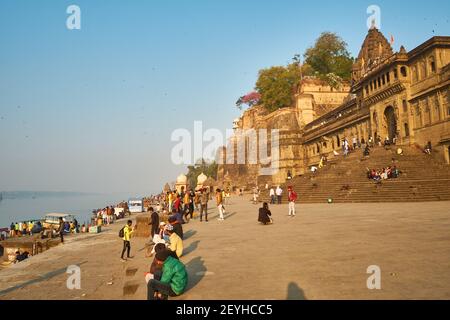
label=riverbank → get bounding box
[0,192,133,228]
[1,197,450,299]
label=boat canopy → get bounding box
[44,213,74,218]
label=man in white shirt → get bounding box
[275,186,283,205]
[269,187,275,204]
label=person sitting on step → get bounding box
[147,250,188,300]
[145,243,178,284]
[165,224,183,258]
[424,141,432,155]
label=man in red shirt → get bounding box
[288,186,297,217]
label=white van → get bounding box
[128,198,143,213]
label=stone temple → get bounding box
[217,28,450,193]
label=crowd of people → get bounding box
[259,186,298,225]
[367,166,400,181]
[336,135,399,158]
[92,205,123,226]
[6,217,79,244]
[161,187,231,223]
[8,221,43,238]
[118,186,233,300]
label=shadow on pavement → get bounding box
[209,211,237,221]
[184,256,206,292]
[0,261,88,297]
[286,282,307,300]
[183,240,200,257]
[183,229,197,240]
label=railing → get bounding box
[303,109,370,143]
[305,98,358,132]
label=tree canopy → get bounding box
[303,32,354,83]
[236,32,353,113]
[255,63,302,113]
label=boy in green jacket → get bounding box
[147,250,188,300]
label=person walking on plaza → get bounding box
[58,217,65,243]
[216,188,225,221]
[288,186,298,217]
[194,191,200,213]
[173,193,182,214]
[276,185,283,204]
[183,191,190,214]
[147,250,188,300]
[121,220,136,261]
[148,207,159,240]
[188,190,195,220]
[168,191,174,213]
[182,191,193,223]
[252,187,259,204]
[269,187,275,204]
[200,188,209,222]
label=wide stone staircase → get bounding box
[261,146,450,203]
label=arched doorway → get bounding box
[384,106,397,142]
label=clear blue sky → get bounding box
[0,0,449,195]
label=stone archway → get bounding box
[384,106,397,142]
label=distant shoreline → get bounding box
[0,191,103,200]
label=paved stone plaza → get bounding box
[1,196,449,300]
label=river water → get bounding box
[0,193,134,228]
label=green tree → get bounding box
[303,32,354,86]
[186,159,218,189]
[255,63,302,112]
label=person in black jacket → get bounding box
[58,217,65,243]
[148,207,159,239]
[168,216,183,240]
[258,202,273,225]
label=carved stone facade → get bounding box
[218,29,450,189]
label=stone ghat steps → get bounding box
[277,179,450,198]
[277,183,450,201]
[292,176,450,185]
[303,172,450,182]
[288,179,450,187]
[296,197,450,204]
[261,146,450,203]
[262,185,450,203]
